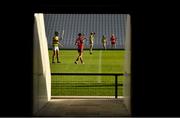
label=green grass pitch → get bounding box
[49,50,125,96]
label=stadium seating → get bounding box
[44,14,127,49]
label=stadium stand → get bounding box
[44,14,127,49]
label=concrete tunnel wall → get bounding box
[33,13,51,115]
[124,14,131,114]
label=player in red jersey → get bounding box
[74,33,86,64]
[110,34,117,48]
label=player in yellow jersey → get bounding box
[89,32,95,54]
[102,35,107,50]
[52,31,63,63]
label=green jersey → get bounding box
[102,36,106,43]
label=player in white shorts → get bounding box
[52,31,63,63]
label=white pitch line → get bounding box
[98,50,102,83]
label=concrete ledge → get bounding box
[35,98,130,116]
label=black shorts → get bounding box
[78,48,83,53]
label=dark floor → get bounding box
[35,98,130,117]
